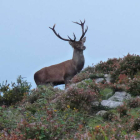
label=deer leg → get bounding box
[64,77,72,88]
[37,82,54,87]
[46,82,54,87]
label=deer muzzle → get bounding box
[83,46,86,50]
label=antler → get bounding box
[49,24,76,42]
[49,20,88,42]
[73,20,88,41]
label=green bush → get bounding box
[0,76,31,106]
[100,88,113,99]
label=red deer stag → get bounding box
[34,20,88,87]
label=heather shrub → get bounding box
[28,86,59,103]
[108,83,126,92]
[76,79,93,89]
[0,106,19,133]
[1,105,86,140]
[56,87,99,112]
[126,77,140,96]
[25,102,37,115]
[87,116,103,128]
[75,123,137,140]
[111,54,140,82]
[95,58,121,73]
[71,72,89,83]
[82,66,95,73]
[117,103,128,117]
[0,76,31,106]
[89,73,104,79]
[132,118,140,131]
[77,79,100,91]
[0,106,9,130]
[71,70,104,83]
[128,97,140,108]
[2,54,140,139]
[102,111,116,121]
[117,74,129,84]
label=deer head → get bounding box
[49,20,88,51]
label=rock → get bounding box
[66,78,92,91]
[104,74,111,83]
[96,110,107,116]
[91,101,100,107]
[101,91,131,108]
[104,74,108,77]
[101,100,123,108]
[66,79,89,90]
[108,91,131,102]
[95,78,104,83]
[95,74,111,84]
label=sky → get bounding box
[0,0,140,89]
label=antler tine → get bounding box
[49,24,73,42]
[73,33,76,41]
[67,33,76,41]
[73,20,88,41]
[73,21,81,25]
[67,35,73,41]
[73,19,85,24]
[80,19,85,25]
[80,26,88,41]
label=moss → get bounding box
[100,88,114,99]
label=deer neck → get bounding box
[72,49,85,72]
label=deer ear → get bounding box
[82,37,86,43]
[69,41,73,46]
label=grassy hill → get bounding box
[0,54,140,140]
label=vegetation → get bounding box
[0,76,31,106]
[0,54,140,139]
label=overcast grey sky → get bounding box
[0,0,140,88]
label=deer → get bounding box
[34,20,88,87]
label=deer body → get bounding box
[34,20,88,87]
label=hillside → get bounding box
[0,54,140,140]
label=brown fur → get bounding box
[34,38,86,87]
[34,60,77,86]
[34,21,87,87]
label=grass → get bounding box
[0,54,140,139]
